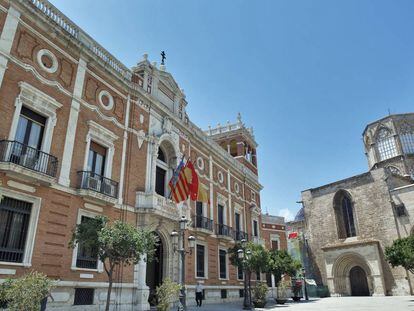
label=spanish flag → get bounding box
[186,161,209,204]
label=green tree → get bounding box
[70,216,157,311]
[229,242,270,278]
[385,235,414,274]
[268,250,301,287]
[2,271,54,311]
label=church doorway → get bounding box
[146,233,164,306]
[350,266,370,296]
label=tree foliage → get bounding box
[268,250,301,286]
[70,216,157,311]
[229,242,270,274]
[1,271,54,311]
[155,278,181,311]
[385,235,414,274]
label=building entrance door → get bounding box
[350,266,369,296]
[146,233,163,305]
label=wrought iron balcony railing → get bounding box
[77,171,119,198]
[192,215,214,231]
[0,140,58,177]
[235,230,249,241]
[215,223,234,238]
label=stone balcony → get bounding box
[136,191,179,221]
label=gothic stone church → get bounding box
[301,113,414,296]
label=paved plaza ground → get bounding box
[187,296,414,311]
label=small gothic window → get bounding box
[157,148,166,162]
[334,191,357,239]
[401,133,414,154]
[376,128,398,161]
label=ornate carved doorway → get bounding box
[350,266,370,296]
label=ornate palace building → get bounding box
[301,114,414,297]
[0,0,267,309]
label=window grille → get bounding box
[376,128,398,161]
[0,197,32,263]
[401,133,414,154]
[196,244,205,278]
[76,216,98,269]
[74,288,94,305]
[239,289,244,298]
[219,250,227,279]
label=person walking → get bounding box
[195,282,204,307]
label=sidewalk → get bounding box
[186,296,414,311]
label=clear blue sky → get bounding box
[50,0,414,220]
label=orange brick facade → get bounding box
[0,1,272,309]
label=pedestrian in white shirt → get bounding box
[195,282,204,307]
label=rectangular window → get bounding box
[253,220,258,237]
[256,271,261,281]
[196,201,203,228]
[221,289,227,299]
[271,240,279,250]
[76,216,98,269]
[235,213,240,232]
[196,244,205,278]
[239,289,244,298]
[87,141,106,176]
[237,265,244,280]
[15,106,46,150]
[0,197,32,263]
[74,288,94,305]
[218,204,224,225]
[155,166,166,196]
[219,249,227,279]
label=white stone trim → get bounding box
[195,242,208,280]
[36,49,58,74]
[59,57,87,186]
[8,82,62,154]
[98,90,114,110]
[0,6,20,88]
[70,208,104,273]
[0,187,41,268]
[82,120,118,179]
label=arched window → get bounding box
[376,128,397,161]
[334,191,357,239]
[229,140,237,157]
[157,148,166,162]
[155,146,169,197]
[386,166,401,175]
[400,123,414,154]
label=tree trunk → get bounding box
[105,270,114,311]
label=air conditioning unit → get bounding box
[21,153,38,170]
[102,180,116,197]
[87,175,101,192]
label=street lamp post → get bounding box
[302,268,309,301]
[171,216,196,311]
[238,239,252,310]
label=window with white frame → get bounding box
[0,188,40,267]
[9,82,62,155]
[75,216,99,269]
[196,244,207,278]
[376,128,398,161]
[71,209,103,272]
[219,249,227,279]
[253,220,259,237]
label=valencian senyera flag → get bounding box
[168,159,209,204]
